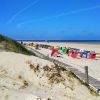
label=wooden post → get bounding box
[85,66,89,84]
[48,98,51,100]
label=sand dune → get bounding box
[0,51,100,100]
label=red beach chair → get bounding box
[68,50,73,56]
[71,51,77,58]
[51,47,59,57]
[88,51,96,60]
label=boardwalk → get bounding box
[26,46,100,92]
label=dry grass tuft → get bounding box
[19,80,29,89]
[30,64,35,69]
[43,65,52,71]
[48,72,65,84]
[26,60,40,72]
[67,71,77,78]
[43,64,65,84]
[23,80,29,87]
[55,64,67,72]
[36,64,40,71]
[29,64,40,72]
[18,75,22,79]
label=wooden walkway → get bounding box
[26,46,100,92]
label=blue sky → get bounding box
[0,0,100,40]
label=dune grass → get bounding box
[66,70,99,96]
[43,64,99,96]
[0,34,36,56]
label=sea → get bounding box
[17,40,100,44]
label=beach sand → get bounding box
[26,42,100,81]
[31,42,100,52]
[0,51,100,100]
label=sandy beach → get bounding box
[26,42,100,82]
[30,42,100,53]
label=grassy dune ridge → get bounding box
[0,34,36,56]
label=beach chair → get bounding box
[68,49,73,56]
[88,51,96,60]
[64,47,68,54]
[81,51,89,58]
[71,50,77,58]
[35,44,39,49]
[51,47,59,57]
[76,51,82,59]
[96,53,100,58]
[82,52,88,58]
